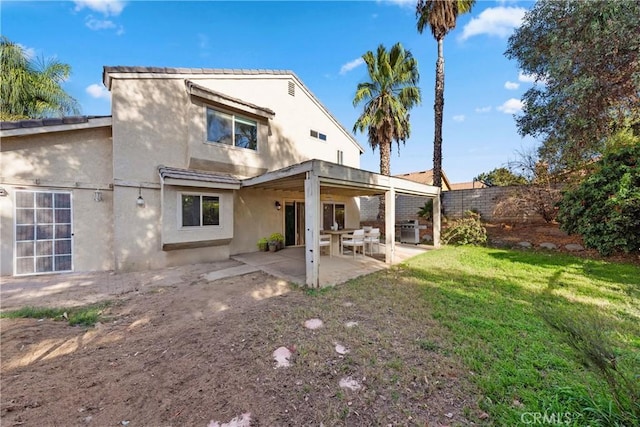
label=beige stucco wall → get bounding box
[0,127,114,275]
[230,187,359,255]
[188,76,361,171]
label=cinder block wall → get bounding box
[360,186,545,224]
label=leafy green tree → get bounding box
[1,36,80,120]
[557,131,640,256]
[353,42,421,176]
[505,0,640,171]
[416,0,475,188]
[475,167,527,187]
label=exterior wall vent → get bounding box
[288,81,295,97]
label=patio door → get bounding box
[284,201,305,246]
[14,190,73,275]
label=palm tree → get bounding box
[1,36,79,121]
[416,0,475,188]
[353,42,421,177]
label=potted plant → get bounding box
[257,237,268,252]
[269,232,285,250]
[268,240,278,252]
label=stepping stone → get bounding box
[273,347,292,368]
[343,302,354,307]
[518,241,532,248]
[565,244,584,251]
[335,344,349,355]
[345,321,358,328]
[207,413,252,427]
[339,376,362,391]
[304,318,323,330]
[539,242,557,250]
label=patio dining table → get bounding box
[323,229,356,255]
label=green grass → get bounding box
[402,246,640,426]
[0,301,111,326]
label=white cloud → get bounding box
[381,0,415,8]
[74,0,126,16]
[340,57,364,75]
[453,115,466,122]
[86,83,111,100]
[460,6,526,40]
[17,43,36,60]
[475,106,492,113]
[497,98,524,114]
[504,81,519,90]
[85,16,116,30]
[518,71,547,84]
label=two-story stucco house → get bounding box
[0,67,440,287]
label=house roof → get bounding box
[158,166,242,190]
[394,169,452,190]
[0,116,112,137]
[448,181,487,190]
[102,66,365,154]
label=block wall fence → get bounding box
[360,186,544,223]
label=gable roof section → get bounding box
[103,66,364,154]
[394,169,452,191]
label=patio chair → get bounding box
[341,229,365,258]
[364,228,380,255]
[319,234,332,256]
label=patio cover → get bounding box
[243,159,441,288]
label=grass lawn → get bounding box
[401,246,640,426]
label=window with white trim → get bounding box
[337,150,344,165]
[322,202,345,230]
[207,107,257,150]
[181,194,220,227]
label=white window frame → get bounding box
[206,107,258,151]
[322,202,346,230]
[178,192,222,229]
[14,190,74,276]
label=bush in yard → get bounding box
[441,210,486,246]
[557,135,640,256]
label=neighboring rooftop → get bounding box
[395,169,452,191]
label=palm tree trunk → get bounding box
[378,140,392,219]
[433,37,445,189]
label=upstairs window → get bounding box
[207,108,257,150]
[310,129,327,141]
[181,194,220,227]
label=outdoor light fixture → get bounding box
[136,186,145,207]
[94,189,103,202]
[275,201,282,210]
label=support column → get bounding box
[384,188,395,264]
[304,171,320,287]
[433,193,441,248]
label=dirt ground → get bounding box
[1,266,482,426]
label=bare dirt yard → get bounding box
[1,265,483,426]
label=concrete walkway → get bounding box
[1,243,432,310]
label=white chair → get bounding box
[341,229,365,258]
[319,234,332,256]
[364,228,380,255]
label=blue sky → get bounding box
[2,0,538,183]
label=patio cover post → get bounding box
[433,194,441,248]
[304,171,320,287]
[385,187,396,264]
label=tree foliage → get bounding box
[557,132,640,256]
[474,167,527,187]
[1,36,80,121]
[505,0,640,171]
[416,0,475,188]
[353,42,421,176]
